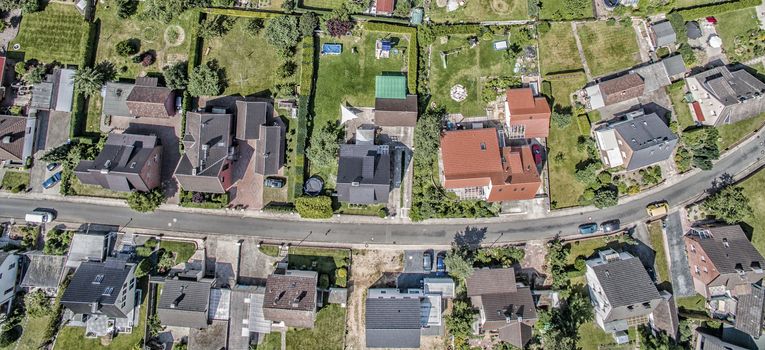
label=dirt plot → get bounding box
[345,249,403,350]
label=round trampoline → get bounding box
[603,0,618,8]
[304,176,324,196]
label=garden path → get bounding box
[570,22,593,81]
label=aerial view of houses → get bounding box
[1,0,765,348]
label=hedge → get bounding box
[295,195,333,219]
[672,0,760,19]
[299,35,315,96]
[289,96,308,200]
[70,19,99,138]
[188,10,204,72]
[363,22,418,94]
[202,8,286,18]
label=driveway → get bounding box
[664,211,696,297]
[30,110,71,194]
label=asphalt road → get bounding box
[2,131,765,246]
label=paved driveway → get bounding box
[665,211,696,297]
[30,111,71,194]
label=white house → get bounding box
[0,252,21,315]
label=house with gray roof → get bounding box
[694,328,751,350]
[586,249,663,339]
[66,229,116,269]
[686,65,765,126]
[594,110,678,170]
[263,270,318,329]
[174,112,235,194]
[466,268,537,349]
[75,132,163,192]
[30,68,76,112]
[157,279,212,329]
[365,289,423,348]
[0,114,38,166]
[650,21,677,49]
[235,100,285,176]
[61,260,137,320]
[102,77,176,119]
[336,136,391,205]
[20,253,66,294]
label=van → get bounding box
[646,201,669,217]
[25,211,53,224]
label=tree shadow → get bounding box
[453,226,486,250]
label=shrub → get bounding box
[574,256,586,271]
[298,12,318,37]
[116,39,139,57]
[593,187,618,208]
[25,290,52,317]
[43,228,72,255]
[188,62,223,97]
[335,267,348,287]
[295,196,333,219]
[134,258,152,278]
[116,0,138,18]
[326,18,354,37]
[319,274,330,289]
[127,188,166,212]
[163,61,188,90]
[245,18,264,37]
[265,15,299,51]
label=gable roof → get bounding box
[734,281,765,337]
[157,279,212,329]
[365,297,421,348]
[74,133,162,192]
[479,286,537,322]
[235,100,269,140]
[255,124,285,176]
[175,112,233,193]
[498,321,534,349]
[467,268,517,296]
[336,144,391,204]
[61,261,134,306]
[687,225,765,275]
[21,253,66,289]
[374,95,418,127]
[589,255,661,308]
[652,20,677,47]
[599,73,645,106]
[612,112,678,170]
[505,88,551,138]
[375,75,407,99]
[375,0,395,14]
[0,115,27,162]
[264,270,317,313]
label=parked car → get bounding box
[25,210,54,224]
[46,162,58,171]
[578,223,599,235]
[646,201,669,217]
[42,171,62,189]
[436,252,446,273]
[264,177,285,188]
[423,251,433,271]
[600,220,621,233]
[532,144,543,165]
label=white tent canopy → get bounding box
[340,104,359,124]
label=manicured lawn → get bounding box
[86,96,102,134]
[715,8,760,62]
[259,244,281,257]
[335,203,386,216]
[740,169,765,255]
[429,34,517,117]
[1,170,30,192]
[301,0,345,9]
[10,3,88,64]
[428,0,528,22]
[577,321,617,350]
[717,112,765,151]
[159,239,197,263]
[673,0,719,8]
[576,21,640,77]
[648,221,670,287]
[256,332,282,349]
[667,81,695,131]
[288,246,350,284]
[566,237,609,265]
[539,22,582,76]
[70,176,129,199]
[203,18,287,96]
[539,0,594,20]
[15,314,53,350]
[677,294,707,313]
[285,305,346,350]
[312,32,408,184]
[94,5,198,79]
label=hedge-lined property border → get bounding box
[202,7,286,18]
[289,36,316,200]
[69,18,99,138]
[672,0,760,19]
[363,22,418,94]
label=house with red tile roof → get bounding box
[439,128,541,202]
[503,88,551,139]
[375,0,394,14]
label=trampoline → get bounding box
[603,0,618,8]
[321,43,342,56]
[304,176,324,196]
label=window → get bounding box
[93,274,105,284]
[0,273,4,280]
[222,163,229,171]
[102,287,114,296]
[7,263,14,270]
[701,255,706,262]
[3,288,11,295]
[695,266,700,275]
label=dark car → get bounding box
[42,171,62,189]
[264,177,285,188]
[423,251,433,271]
[532,144,543,165]
[436,252,446,273]
[600,220,621,233]
[46,162,59,171]
[578,223,599,235]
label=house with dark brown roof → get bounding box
[103,77,176,119]
[0,114,38,166]
[586,73,646,110]
[174,112,235,193]
[684,225,765,337]
[235,100,285,176]
[263,270,318,329]
[504,88,551,139]
[74,133,162,192]
[439,128,541,202]
[374,75,418,127]
[466,268,537,349]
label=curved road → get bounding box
[2,131,765,246]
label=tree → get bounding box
[43,228,72,255]
[393,0,412,17]
[147,314,163,337]
[546,237,569,290]
[187,62,223,97]
[593,187,618,208]
[127,188,166,212]
[264,16,300,51]
[446,300,476,348]
[294,195,333,219]
[198,15,235,38]
[335,267,347,287]
[443,251,473,282]
[245,18,264,37]
[73,67,106,98]
[319,274,330,289]
[326,18,354,37]
[14,61,26,76]
[21,0,39,13]
[116,0,138,18]
[157,250,175,272]
[116,39,139,57]
[141,0,204,23]
[702,185,753,224]
[24,290,51,317]
[298,12,318,37]
[306,123,341,166]
[24,64,46,84]
[134,258,152,278]
[551,110,572,128]
[574,161,600,185]
[163,61,188,90]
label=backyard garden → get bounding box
[538,22,582,76]
[428,0,528,23]
[714,7,762,63]
[9,3,89,65]
[576,21,641,77]
[258,304,346,350]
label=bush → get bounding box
[295,196,333,219]
[265,15,300,51]
[116,0,138,18]
[306,123,341,167]
[298,12,318,37]
[335,267,347,287]
[127,188,166,212]
[25,290,52,317]
[593,187,618,208]
[116,39,139,57]
[21,0,39,13]
[163,61,188,90]
[43,228,72,255]
[245,18,264,37]
[134,258,152,278]
[319,273,330,289]
[188,61,223,97]
[574,256,586,271]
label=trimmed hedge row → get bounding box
[363,22,418,93]
[672,0,760,19]
[203,7,286,18]
[299,36,315,96]
[70,19,99,138]
[290,96,308,200]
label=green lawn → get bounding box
[577,322,617,350]
[667,81,695,131]
[301,0,345,9]
[539,0,594,20]
[539,22,582,76]
[676,294,707,313]
[428,0,528,22]
[288,246,350,285]
[257,305,346,350]
[70,176,129,199]
[86,96,102,134]
[545,73,589,209]
[566,237,609,265]
[648,221,670,287]
[429,34,517,117]
[715,8,760,63]
[259,244,281,257]
[14,314,53,350]
[312,32,409,185]
[94,5,198,79]
[9,3,88,64]
[576,21,641,77]
[740,169,765,255]
[1,170,30,192]
[717,112,765,151]
[159,240,197,264]
[203,18,287,96]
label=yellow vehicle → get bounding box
[646,201,669,217]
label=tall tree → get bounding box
[73,67,106,97]
[187,62,222,97]
[163,61,188,90]
[264,15,300,51]
[298,12,318,37]
[306,123,341,167]
[702,185,753,224]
